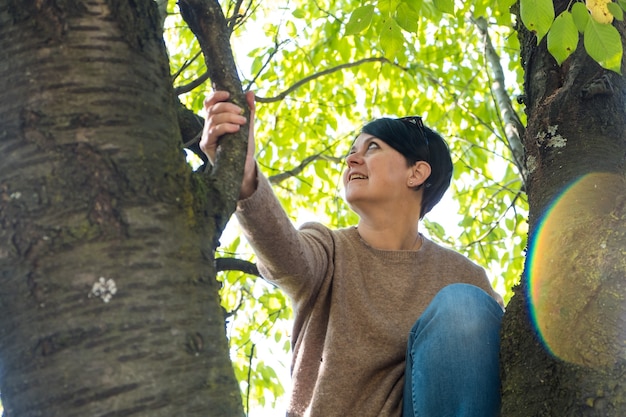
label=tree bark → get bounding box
[501,1,626,415]
[0,0,242,416]
[178,0,250,236]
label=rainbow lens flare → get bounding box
[527,172,626,368]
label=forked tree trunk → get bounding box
[0,1,242,416]
[501,1,626,415]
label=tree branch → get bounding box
[465,187,524,248]
[228,0,245,31]
[215,257,260,276]
[245,37,289,93]
[473,17,527,184]
[245,343,256,417]
[174,71,210,96]
[255,57,392,103]
[171,50,203,83]
[178,0,250,235]
[268,153,321,185]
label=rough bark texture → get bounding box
[0,0,243,416]
[501,1,626,415]
[178,0,250,236]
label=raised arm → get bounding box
[201,91,330,302]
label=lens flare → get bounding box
[527,172,626,368]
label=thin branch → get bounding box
[229,0,245,31]
[473,16,527,184]
[245,343,256,417]
[464,188,524,247]
[224,291,245,319]
[246,37,290,92]
[171,50,203,83]
[268,153,322,185]
[312,0,341,21]
[216,257,260,276]
[267,151,343,185]
[255,57,394,103]
[174,71,211,96]
[227,0,257,32]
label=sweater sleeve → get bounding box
[234,170,332,302]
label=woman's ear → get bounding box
[407,161,431,188]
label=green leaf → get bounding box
[571,2,590,32]
[395,2,420,32]
[400,0,422,12]
[379,18,404,57]
[345,5,376,35]
[292,8,306,19]
[497,0,518,13]
[547,11,579,64]
[520,0,555,42]
[379,0,401,13]
[286,20,297,37]
[620,0,626,11]
[584,18,623,73]
[608,2,624,20]
[433,0,455,15]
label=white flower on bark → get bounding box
[89,277,117,303]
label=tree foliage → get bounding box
[164,0,531,413]
[521,0,625,72]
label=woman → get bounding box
[202,91,504,417]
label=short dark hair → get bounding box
[361,117,453,218]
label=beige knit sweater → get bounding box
[236,173,499,417]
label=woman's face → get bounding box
[342,133,415,209]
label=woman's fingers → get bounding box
[200,91,248,163]
[203,90,230,109]
[200,90,259,199]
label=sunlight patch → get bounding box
[527,172,626,368]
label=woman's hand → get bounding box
[201,90,257,199]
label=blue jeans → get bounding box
[402,283,504,417]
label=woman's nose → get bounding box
[346,152,362,166]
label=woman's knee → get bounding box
[410,283,503,337]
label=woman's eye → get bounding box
[367,142,379,149]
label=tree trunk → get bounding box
[0,1,243,416]
[501,2,626,415]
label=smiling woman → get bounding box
[201,90,504,417]
[344,117,452,225]
[342,133,427,233]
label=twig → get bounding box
[255,57,392,103]
[246,37,290,92]
[174,71,210,96]
[268,154,321,184]
[171,50,203,83]
[245,343,256,416]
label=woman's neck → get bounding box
[356,217,423,251]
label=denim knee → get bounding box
[409,283,503,339]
